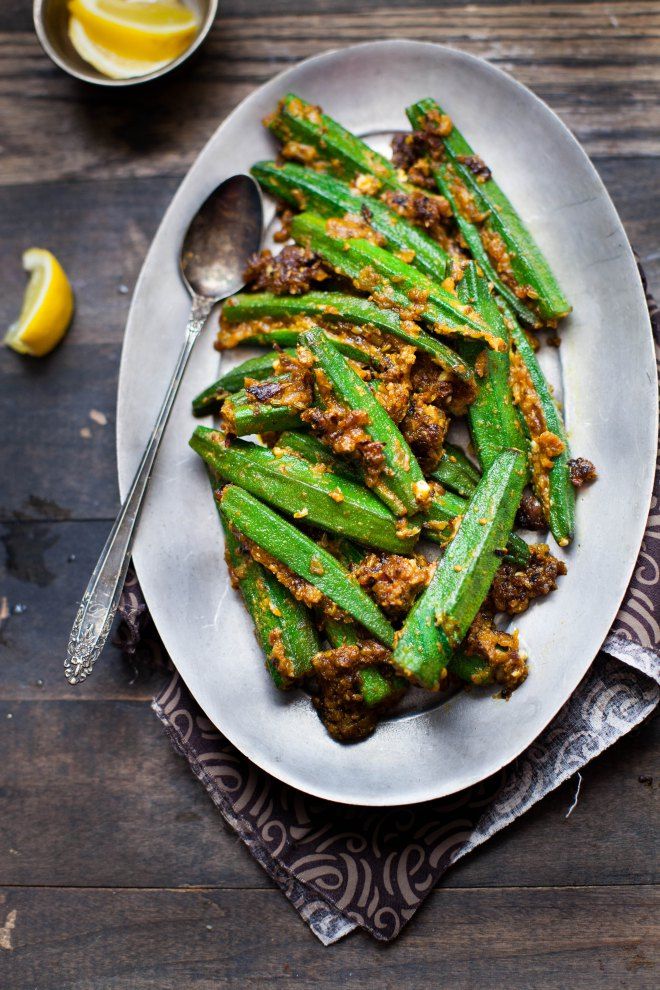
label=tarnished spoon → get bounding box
[64,175,263,685]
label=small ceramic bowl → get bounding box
[33,0,218,87]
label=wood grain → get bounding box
[1,2,658,187]
[0,698,656,888]
[0,885,658,989]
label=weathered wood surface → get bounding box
[0,0,658,986]
[0,699,656,889]
[1,886,658,990]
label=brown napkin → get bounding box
[116,274,659,944]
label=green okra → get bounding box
[251,160,449,280]
[267,93,401,190]
[223,291,470,377]
[422,489,467,545]
[407,98,570,324]
[302,327,429,517]
[291,211,501,353]
[405,103,539,327]
[219,485,395,646]
[323,617,408,707]
[192,349,297,416]
[222,519,319,687]
[392,449,527,689]
[446,651,492,686]
[276,428,528,563]
[191,428,419,554]
[457,263,527,472]
[431,443,480,498]
[220,377,304,435]
[501,301,575,545]
[277,431,361,482]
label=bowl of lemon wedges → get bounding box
[33,0,217,85]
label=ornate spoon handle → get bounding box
[64,297,213,684]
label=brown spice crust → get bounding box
[456,154,492,182]
[311,641,403,742]
[301,402,386,487]
[401,399,448,474]
[371,344,417,424]
[464,609,527,694]
[381,188,451,240]
[215,313,315,351]
[237,533,351,624]
[509,348,564,517]
[243,245,329,296]
[569,457,597,487]
[488,544,567,616]
[516,492,547,531]
[352,552,433,619]
[325,214,386,246]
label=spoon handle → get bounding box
[64,296,214,685]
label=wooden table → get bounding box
[1,2,658,985]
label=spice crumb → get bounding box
[80,427,92,439]
[89,409,107,426]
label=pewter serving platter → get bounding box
[116,41,657,805]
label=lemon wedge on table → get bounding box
[68,0,200,64]
[4,249,74,358]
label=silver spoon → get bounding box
[64,174,263,685]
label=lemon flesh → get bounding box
[4,249,74,357]
[68,16,174,79]
[68,0,199,63]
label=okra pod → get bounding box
[302,328,429,517]
[251,160,449,280]
[223,292,470,377]
[191,429,419,553]
[422,490,466,545]
[192,349,297,416]
[291,212,502,352]
[407,99,570,323]
[446,651,492,686]
[267,93,401,190]
[501,301,575,545]
[277,430,361,482]
[457,263,527,471]
[431,443,480,498]
[323,617,408,706]
[406,103,539,327]
[223,523,319,687]
[221,378,303,435]
[219,485,395,646]
[277,428,427,521]
[392,449,526,689]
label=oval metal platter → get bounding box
[116,40,657,805]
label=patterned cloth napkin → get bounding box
[116,278,659,945]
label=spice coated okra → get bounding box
[406,98,571,325]
[191,428,419,553]
[290,212,502,352]
[392,450,527,689]
[251,160,451,281]
[302,327,430,517]
[222,291,473,375]
[219,485,396,647]
[221,520,320,687]
[183,90,590,742]
[457,263,528,472]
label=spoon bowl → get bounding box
[181,174,263,301]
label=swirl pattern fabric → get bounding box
[117,275,659,944]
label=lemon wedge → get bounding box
[68,16,174,79]
[68,0,199,64]
[4,249,74,357]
